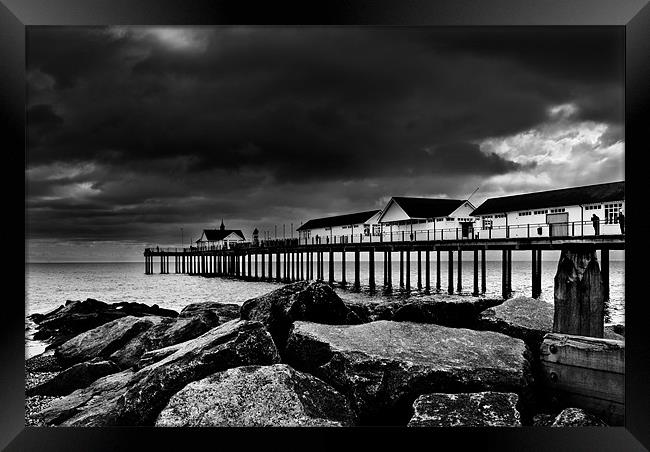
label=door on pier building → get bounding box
[547,212,569,237]
[460,222,474,239]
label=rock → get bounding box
[408,392,521,427]
[551,408,607,427]
[109,312,221,369]
[27,360,120,396]
[240,281,361,349]
[156,364,355,427]
[608,324,625,337]
[392,296,503,327]
[180,302,240,322]
[343,300,402,323]
[477,297,554,347]
[55,316,161,366]
[285,320,531,424]
[532,413,557,426]
[30,298,178,347]
[604,325,625,341]
[35,320,280,426]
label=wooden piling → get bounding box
[399,250,404,289]
[553,248,604,338]
[341,251,346,285]
[507,249,512,298]
[405,249,411,292]
[386,250,392,290]
[329,249,335,284]
[501,249,507,299]
[436,249,441,292]
[601,249,610,301]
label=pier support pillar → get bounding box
[457,249,463,293]
[436,250,441,292]
[507,249,512,297]
[399,251,404,289]
[354,249,360,291]
[405,250,411,293]
[160,256,164,274]
[369,248,375,292]
[276,252,281,282]
[425,250,431,294]
[417,250,422,291]
[501,250,508,299]
[473,249,479,296]
[341,251,346,285]
[553,247,604,338]
[329,249,335,284]
[386,250,392,291]
[532,249,538,298]
[481,249,486,294]
[448,250,454,294]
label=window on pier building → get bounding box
[549,208,566,213]
[518,211,532,216]
[534,209,548,215]
[585,204,602,211]
[604,202,623,224]
[436,218,443,222]
[446,217,454,221]
[494,214,506,218]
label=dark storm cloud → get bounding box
[25,27,624,253]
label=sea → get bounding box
[25,256,625,358]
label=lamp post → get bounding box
[181,227,183,249]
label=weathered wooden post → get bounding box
[341,251,347,285]
[473,249,479,296]
[601,248,610,302]
[553,247,604,337]
[369,248,375,292]
[276,252,281,282]
[260,253,265,279]
[457,248,463,293]
[507,249,512,298]
[160,255,164,274]
[536,249,542,297]
[300,252,304,280]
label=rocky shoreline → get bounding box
[25,281,623,427]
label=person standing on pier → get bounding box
[591,213,600,236]
[618,210,625,234]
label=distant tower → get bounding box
[253,228,259,245]
[220,219,225,231]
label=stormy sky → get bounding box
[26,26,624,262]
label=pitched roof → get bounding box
[297,210,381,231]
[384,197,467,220]
[471,181,625,216]
[198,229,245,242]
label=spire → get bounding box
[220,219,225,231]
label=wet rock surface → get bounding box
[156,364,355,427]
[30,298,178,348]
[551,407,607,427]
[179,302,241,323]
[477,297,554,347]
[27,360,120,397]
[55,316,162,366]
[285,320,531,424]
[35,320,280,426]
[241,281,361,350]
[109,312,221,369]
[408,392,521,427]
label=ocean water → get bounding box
[25,256,625,358]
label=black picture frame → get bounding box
[4,0,649,450]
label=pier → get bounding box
[144,234,624,301]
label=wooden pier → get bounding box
[144,235,624,300]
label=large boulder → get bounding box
[156,364,356,427]
[551,408,607,427]
[408,392,521,427]
[285,320,532,425]
[109,312,220,369]
[240,281,361,349]
[27,360,120,396]
[55,316,162,366]
[478,297,623,345]
[180,302,240,322]
[30,298,178,347]
[35,320,280,426]
[391,296,503,327]
[477,297,553,347]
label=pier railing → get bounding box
[145,220,623,253]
